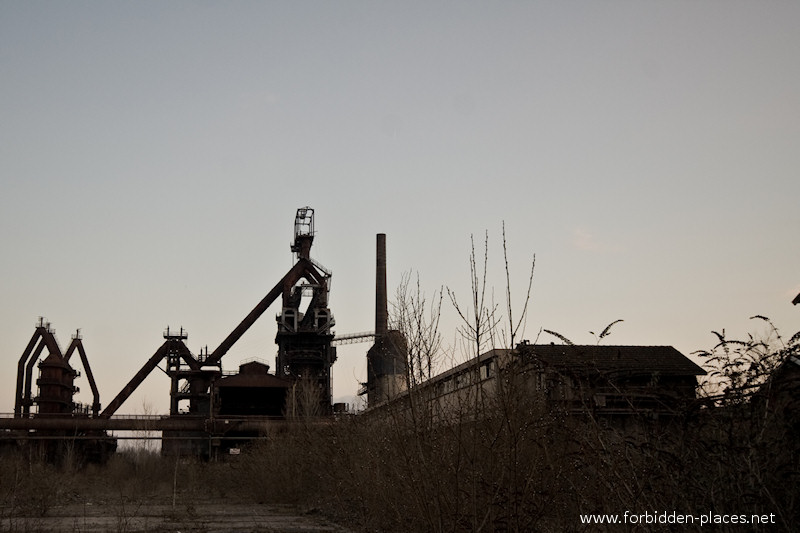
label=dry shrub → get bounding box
[233,346,796,532]
[233,423,335,505]
[0,448,73,518]
[2,321,794,532]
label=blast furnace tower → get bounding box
[275,207,337,415]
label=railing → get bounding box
[163,326,188,340]
[0,412,169,420]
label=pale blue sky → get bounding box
[2,1,798,413]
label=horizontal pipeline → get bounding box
[0,416,285,433]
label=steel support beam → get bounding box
[205,259,310,366]
[15,328,44,417]
[65,338,101,416]
[100,343,169,418]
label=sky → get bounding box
[1,1,799,415]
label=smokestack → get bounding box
[376,233,388,337]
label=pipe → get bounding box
[0,415,290,434]
[15,328,43,417]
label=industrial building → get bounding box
[2,207,709,460]
[371,341,706,427]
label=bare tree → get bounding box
[441,225,541,532]
[502,221,536,349]
[286,372,324,420]
[447,231,500,362]
[391,270,444,387]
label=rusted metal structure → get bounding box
[15,319,101,418]
[98,208,333,423]
[10,319,115,461]
[3,207,340,459]
[2,214,419,459]
[275,207,337,416]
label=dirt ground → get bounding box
[0,501,352,533]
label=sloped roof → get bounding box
[39,351,73,370]
[521,344,706,377]
[432,348,508,382]
[239,360,270,375]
